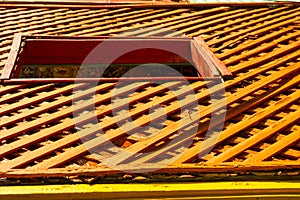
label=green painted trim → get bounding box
[0,181,300,199]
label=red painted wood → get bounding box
[0,33,22,80]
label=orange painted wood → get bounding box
[0,5,299,177]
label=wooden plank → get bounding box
[0,5,299,175]
[25,9,162,37]
[0,52,10,61]
[245,127,300,163]
[171,61,300,164]
[1,2,300,9]
[3,161,300,178]
[109,85,300,165]
[207,108,300,163]
[28,47,300,167]
[0,182,299,200]
[282,149,300,159]
[193,36,231,76]
[0,33,22,80]
[0,46,15,55]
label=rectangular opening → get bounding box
[1,34,232,83]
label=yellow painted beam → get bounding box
[0,181,300,199]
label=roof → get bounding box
[0,2,299,181]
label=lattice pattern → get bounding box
[0,3,299,178]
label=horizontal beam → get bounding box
[0,2,299,9]
[0,182,300,200]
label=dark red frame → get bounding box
[1,33,231,83]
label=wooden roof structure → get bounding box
[0,2,299,181]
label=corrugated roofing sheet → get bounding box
[0,3,299,179]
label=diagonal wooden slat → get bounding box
[282,148,300,159]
